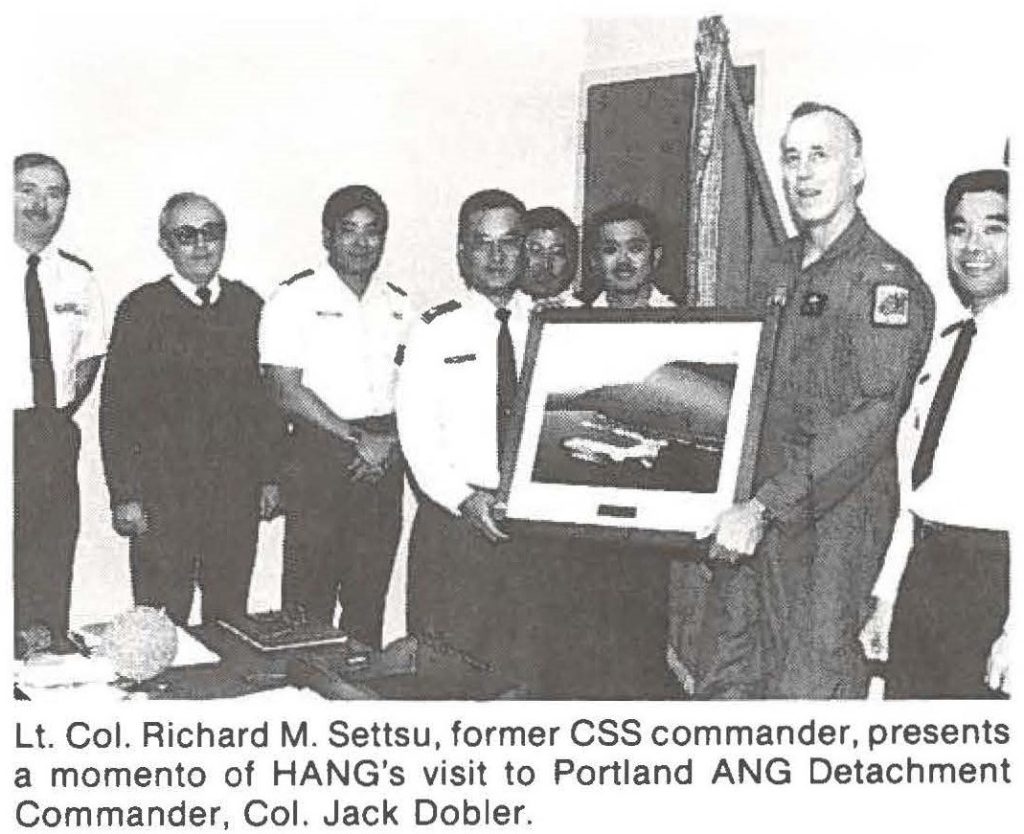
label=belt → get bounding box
[913,514,1008,542]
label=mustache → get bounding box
[22,208,51,221]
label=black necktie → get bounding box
[24,253,56,408]
[911,318,977,489]
[495,307,517,462]
[196,285,212,307]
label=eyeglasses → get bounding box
[167,221,226,246]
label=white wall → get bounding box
[7,7,1011,631]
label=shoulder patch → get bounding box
[385,281,408,297]
[871,283,910,327]
[281,268,314,286]
[421,299,462,324]
[57,249,93,271]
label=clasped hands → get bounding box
[345,429,399,483]
[696,497,768,564]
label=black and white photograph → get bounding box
[502,311,768,535]
[6,0,1020,806]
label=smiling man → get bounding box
[864,168,1012,698]
[584,202,674,308]
[260,185,411,647]
[519,206,579,303]
[13,153,106,656]
[100,192,278,625]
[698,103,934,699]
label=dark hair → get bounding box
[523,206,579,255]
[944,168,1009,308]
[944,168,1008,230]
[322,184,388,234]
[14,153,69,190]
[584,201,662,251]
[458,189,525,241]
[788,101,863,155]
[158,192,225,237]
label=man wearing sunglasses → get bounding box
[100,192,279,625]
[13,153,106,656]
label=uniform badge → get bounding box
[799,291,828,316]
[872,284,910,327]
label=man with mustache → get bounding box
[519,206,579,303]
[100,193,278,625]
[698,103,934,698]
[13,153,106,655]
[584,202,675,308]
[260,185,410,648]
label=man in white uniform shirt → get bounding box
[861,168,1012,697]
[13,153,105,656]
[397,188,536,677]
[261,185,411,648]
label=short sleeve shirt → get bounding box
[259,262,413,419]
[10,241,107,409]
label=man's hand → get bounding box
[112,500,149,537]
[986,630,1010,695]
[859,597,895,662]
[697,498,767,562]
[348,430,398,482]
[458,489,509,544]
[259,483,282,519]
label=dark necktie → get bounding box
[196,285,212,307]
[495,307,517,462]
[24,253,56,408]
[911,318,977,489]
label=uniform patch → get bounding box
[799,291,828,316]
[872,283,910,327]
[444,353,476,364]
[394,344,406,366]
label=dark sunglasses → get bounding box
[168,221,226,246]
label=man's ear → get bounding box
[652,246,663,271]
[158,234,171,259]
[321,226,332,251]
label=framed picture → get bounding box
[498,306,780,543]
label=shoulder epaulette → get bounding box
[57,249,93,271]
[421,299,461,324]
[281,268,314,286]
[386,281,408,297]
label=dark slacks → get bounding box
[887,521,1009,699]
[130,484,259,625]
[281,423,402,649]
[408,498,672,698]
[14,408,81,647]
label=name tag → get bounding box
[315,310,344,318]
[444,353,477,364]
[53,302,86,315]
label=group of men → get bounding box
[13,96,1011,699]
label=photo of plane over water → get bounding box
[530,361,737,492]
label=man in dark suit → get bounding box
[100,192,279,624]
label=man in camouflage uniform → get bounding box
[697,103,934,698]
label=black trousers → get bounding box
[281,422,402,649]
[14,408,81,648]
[408,499,673,698]
[130,484,260,626]
[887,520,1009,699]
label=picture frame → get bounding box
[498,305,781,545]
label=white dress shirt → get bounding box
[396,288,532,515]
[168,272,222,305]
[872,290,1018,602]
[9,240,106,409]
[259,261,413,419]
[591,286,676,308]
